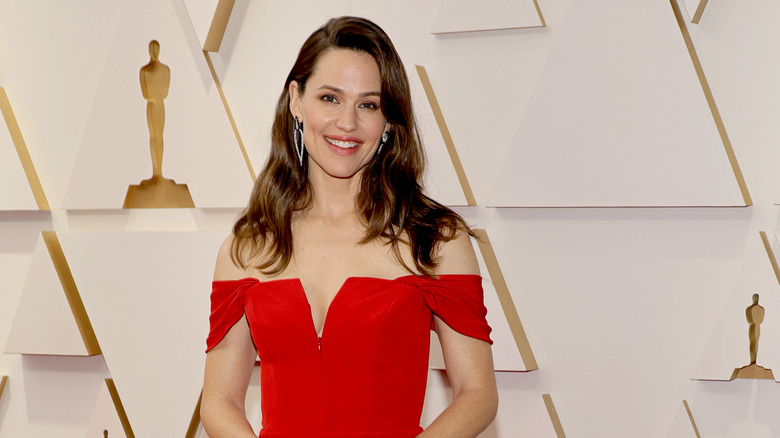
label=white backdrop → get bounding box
[2,0,780,437]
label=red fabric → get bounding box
[206,274,492,438]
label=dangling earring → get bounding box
[377,131,389,154]
[293,116,305,166]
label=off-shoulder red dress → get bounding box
[206,274,492,438]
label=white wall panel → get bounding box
[4,234,89,356]
[58,231,224,437]
[489,0,745,207]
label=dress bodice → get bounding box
[206,274,492,438]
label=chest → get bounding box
[242,277,432,361]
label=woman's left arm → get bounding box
[418,229,498,437]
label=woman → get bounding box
[201,16,497,438]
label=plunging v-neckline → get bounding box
[238,275,419,339]
[296,277,354,339]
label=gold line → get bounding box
[682,400,702,438]
[415,65,476,206]
[41,231,102,356]
[105,378,136,438]
[0,88,50,210]
[670,0,752,206]
[0,375,7,400]
[533,0,547,27]
[759,231,780,285]
[203,0,236,52]
[203,50,256,182]
[473,228,538,370]
[691,0,709,24]
[542,394,567,437]
[185,391,203,438]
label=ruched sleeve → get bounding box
[405,274,493,344]
[206,277,259,352]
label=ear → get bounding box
[288,81,302,119]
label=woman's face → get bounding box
[289,49,389,181]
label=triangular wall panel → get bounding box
[488,0,747,207]
[0,87,48,210]
[430,0,545,34]
[692,231,780,381]
[59,231,225,437]
[62,0,251,209]
[4,232,99,356]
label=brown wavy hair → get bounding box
[232,16,472,277]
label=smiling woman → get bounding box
[288,49,389,180]
[201,16,498,438]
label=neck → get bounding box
[306,167,362,221]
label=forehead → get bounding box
[308,48,381,91]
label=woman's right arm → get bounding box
[200,236,259,437]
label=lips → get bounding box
[325,136,361,149]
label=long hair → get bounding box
[232,16,472,276]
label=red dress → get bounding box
[206,274,492,438]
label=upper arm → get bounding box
[434,315,496,399]
[203,234,256,407]
[434,227,479,276]
[433,228,495,398]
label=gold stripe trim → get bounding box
[0,375,7,400]
[682,400,702,438]
[691,0,709,24]
[203,51,256,182]
[415,65,476,205]
[0,88,50,210]
[670,0,751,206]
[759,231,780,285]
[473,228,538,370]
[106,378,136,438]
[41,231,102,355]
[533,0,547,27]
[203,0,236,52]
[542,393,567,437]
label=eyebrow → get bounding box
[317,84,380,98]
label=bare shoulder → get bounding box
[434,227,479,276]
[213,234,251,281]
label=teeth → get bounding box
[326,137,359,149]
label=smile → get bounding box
[325,137,361,149]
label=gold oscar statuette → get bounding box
[731,294,775,380]
[124,40,194,208]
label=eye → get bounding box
[320,94,339,104]
[359,101,379,110]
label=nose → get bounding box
[335,106,358,132]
